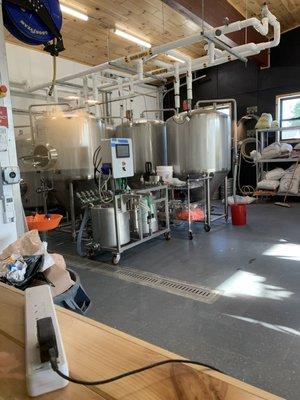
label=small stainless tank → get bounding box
[115,120,167,174]
[91,206,130,247]
[166,109,231,194]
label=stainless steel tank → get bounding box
[115,120,167,174]
[16,131,44,208]
[166,109,231,194]
[16,110,105,211]
[33,110,105,179]
[91,206,130,247]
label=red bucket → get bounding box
[231,203,247,226]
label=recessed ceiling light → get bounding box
[166,53,186,64]
[60,4,89,21]
[114,29,151,48]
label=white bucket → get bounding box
[156,165,173,181]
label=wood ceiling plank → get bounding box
[5,0,297,68]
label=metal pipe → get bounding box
[29,102,70,143]
[140,108,177,118]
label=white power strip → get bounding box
[25,285,69,397]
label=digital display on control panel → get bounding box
[116,144,130,158]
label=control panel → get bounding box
[101,138,134,179]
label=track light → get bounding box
[114,29,151,48]
[60,4,89,21]
[167,53,186,64]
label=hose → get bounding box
[48,42,57,97]
[237,137,260,196]
[76,207,90,257]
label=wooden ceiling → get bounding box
[5,0,206,66]
[228,0,300,33]
[4,0,300,67]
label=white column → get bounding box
[0,1,24,251]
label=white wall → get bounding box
[6,42,160,133]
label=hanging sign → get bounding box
[0,107,8,128]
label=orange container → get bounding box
[176,208,205,221]
[26,214,63,232]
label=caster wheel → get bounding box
[112,254,121,265]
[204,224,211,232]
[164,232,172,241]
[87,249,95,259]
[188,232,193,240]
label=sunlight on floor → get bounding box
[225,314,300,336]
[217,271,293,300]
[263,243,300,261]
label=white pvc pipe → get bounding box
[26,5,280,95]
[174,63,180,111]
[207,42,215,64]
[186,59,192,107]
[137,59,144,81]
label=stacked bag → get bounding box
[257,165,300,195]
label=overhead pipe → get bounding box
[137,59,144,81]
[186,59,193,110]
[26,5,279,94]
[174,63,180,113]
[140,108,177,118]
[162,75,207,100]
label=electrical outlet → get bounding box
[25,285,69,397]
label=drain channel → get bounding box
[64,255,219,304]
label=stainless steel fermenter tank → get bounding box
[115,120,167,174]
[166,108,231,194]
[33,110,104,179]
[17,109,105,210]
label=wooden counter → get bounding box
[0,282,282,400]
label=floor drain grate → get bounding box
[64,255,219,304]
[116,269,219,303]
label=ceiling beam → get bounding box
[162,0,269,67]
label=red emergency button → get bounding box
[0,85,8,98]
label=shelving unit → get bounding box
[255,126,300,196]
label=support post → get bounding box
[0,2,24,251]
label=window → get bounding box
[277,93,300,140]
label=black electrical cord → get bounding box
[49,349,222,386]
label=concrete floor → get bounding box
[48,203,300,400]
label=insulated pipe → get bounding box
[207,42,215,64]
[256,13,280,51]
[137,59,144,81]
[196,98,238,197]
[215,17,269,37]
[174,63,180,112]
[186,59,193,110]
[27,5,278,94]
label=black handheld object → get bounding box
[37,317,59,363]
